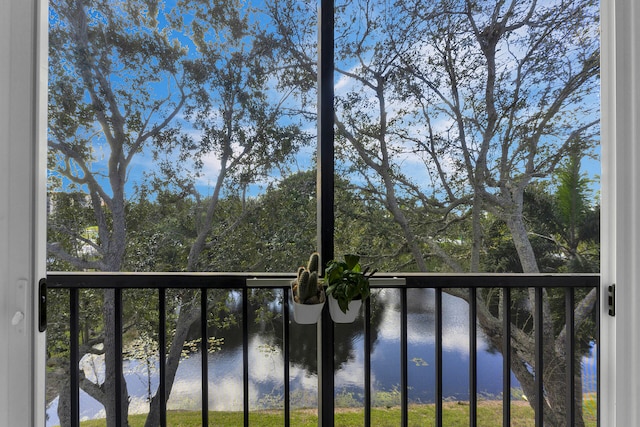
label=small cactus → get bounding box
[293,252,324,304]
[307,252,319,275]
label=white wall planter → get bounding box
[291,287,325,324]
[292,299,325,324]
[328,296,362,323]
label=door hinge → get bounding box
[608,284,615,317]
[38,278,47,332]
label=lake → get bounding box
[46,288,596,425]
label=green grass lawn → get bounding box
[67,399,597,427]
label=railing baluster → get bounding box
[566,287,576,426]
[401,288,408,427]
[470,287,477,427]
[318,306,334,427]
[115,288,123,427]
[70,288,80,427]
[435,288,443,427]
[46,273,599,427]
[158,288,167,427]
[201,287,209,426]
[243,287,249,427]
[502,287,511,427]
[535,287,544,427]
[283,286,291,427]
[364,295,372,427]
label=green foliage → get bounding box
[324,254,375,313]
[47,192,101,271]
[553,155,600,272]
[122,191,195,272]
[482,176,599,274]
[180,337,224,358]
[185,171,317,272]
[371,386,402,408]
[334,389,362,408]
[249,288,282,326]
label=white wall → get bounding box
[601,0,640,425]
[599,0,616,423]
[0,0,47,425]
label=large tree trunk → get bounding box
[499,199,589,423]
[144,294,201,427]
[504,214,539,274]
[453,284,591,426]
[56,376,72,427]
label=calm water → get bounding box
[46,289,596,425]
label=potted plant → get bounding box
[324,254,376,323]
[291,252,325,324]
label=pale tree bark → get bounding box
[504,207,540,274]
[144,297,200,427]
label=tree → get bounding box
[48,0,601,424]
[139,4,308,421]
[268,0,599,424]
[153,0,307,272]
[552,154,600,272]
[48,0,308,425]
[48,0,190,424]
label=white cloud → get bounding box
[373,289,490,354]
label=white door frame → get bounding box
[0,0,47,425]
[0,0,636,425]
[601,0,640,425]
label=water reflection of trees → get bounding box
[199,287,477,377]
[197,288,386,376]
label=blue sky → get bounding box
[49,0,601,207]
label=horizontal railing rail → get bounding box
[48,271,599,288]
[47,272,600,427]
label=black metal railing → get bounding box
[47,273,599,427]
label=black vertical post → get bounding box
[364,297,372,427]
[401,288,408,427]
[201,288,209,426]
[243,287,250,427]
[435,288,443,427]
[469,287,477,427]
[535,287,544,427]
[318,0,335,426]
[158,288,167,427]
[70,288,80,427]
[284,286,291,427]
[565,287,576,427]
[114,288,123,427]
[502,287,511,427]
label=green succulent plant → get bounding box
[292,252,324,304]
[324,254,376,314]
